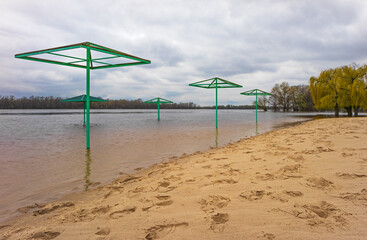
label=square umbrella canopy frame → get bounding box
[240,89,272,123]
[144,97,173,121]
[189,77,242,128]
[15,42,151,149]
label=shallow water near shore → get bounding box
[0,109,332,222]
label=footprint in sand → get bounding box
[130,186,145,193]
[155,200,174,207]
[277,164,303,179]
[336,172,367,179]
[117,176,142,184]
[217,167,241,177]
[269,193,289,203]
[33,202,75,216]
[288,154,305,162]
[185,178,196,183]
[258,232,276,240]
[148,170,162,177]
[339,189,367,205]
[203,179,238,187]
[341,153,356,157]
[306,177,334,190]
[275,201,349,229]
[201,165,212,169]
[155,181,177,193]
[109,206,136,219]
[302,147,334,154]
[17,203,46,214]
[210,213,229,232]
[256,173,276,181]
[239,190,267,201]
[283,191,303,197]
[213,157,229,161]
[31,231,60,239]
[103,187,124,199]
[66,205,111,222]
[142,198,173,212]
[155,195,171,200]
[250,156,262,162]
[164,175,182,182]
[240,190,302,202]
[278,164,302,174]
[199,195,231,213]
[145,222,189,240]
[95,227,111,236]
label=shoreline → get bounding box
[1,117,366,239]
[0,111,316,225]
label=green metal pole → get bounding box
[215,79,218,129]
[157,98,160,121]
[86,48,91,149]
[158,103,160,121]
[83,102,86,126]
[256,90,258,123]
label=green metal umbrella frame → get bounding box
[15,42,151,149]
[189,77,242,128]
[144,97,173,121]
[240,89,271,123]
[61,95,107,126]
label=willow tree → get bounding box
[310,64,367,117]
[310,68,342,116]
[339,64,367,116]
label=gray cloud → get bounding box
[1,0,367,106]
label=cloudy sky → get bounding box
[1,0,367,106]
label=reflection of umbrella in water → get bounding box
[61,95,107,126]
[84,149,91,191]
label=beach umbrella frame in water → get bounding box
[61,95,107,126]
[15,42,151,149]
[144,97,173,121]
[240,89,272,123]
[189,77,242,128]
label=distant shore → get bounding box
[1,117,366,239]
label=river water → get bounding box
[0,109,316,222]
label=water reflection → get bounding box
[85,149,91,191]
[256,122,259,135]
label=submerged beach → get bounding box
[0,109,312,222]
[1,117,366,239]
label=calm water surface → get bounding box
[0,109,316,222]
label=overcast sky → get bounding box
[1,0,367,106]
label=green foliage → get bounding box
[310,64,367,116]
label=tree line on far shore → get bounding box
[2,63,366,115]
[1,87,313,111]
[0,95,258,110]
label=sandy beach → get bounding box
[0,117,366,240]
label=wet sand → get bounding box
[0,117,366,239]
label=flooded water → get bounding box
[0,109,316,222]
